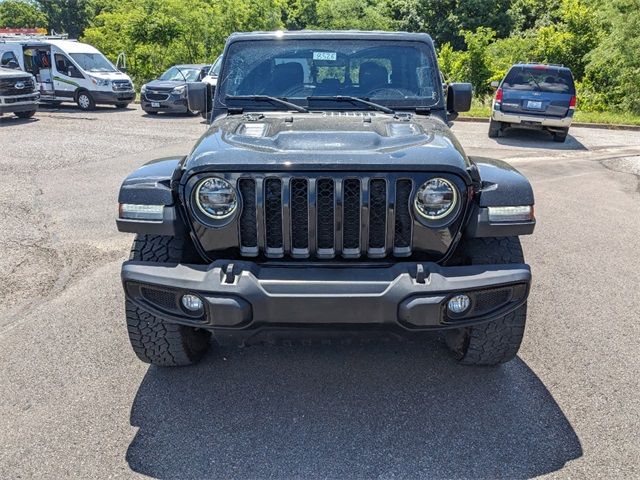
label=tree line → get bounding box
[1,0,638,113]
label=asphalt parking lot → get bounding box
[1,104,639,479]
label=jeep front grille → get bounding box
[237,175,414,259]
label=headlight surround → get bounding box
[172,84,187,97]
[195,177,238,220]
[414,178,458,220]
[89,75,110,87]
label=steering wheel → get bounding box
[366,87,413,98]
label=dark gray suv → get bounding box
[117,31,536,367]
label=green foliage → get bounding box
[0,0,48,28]
[34,0,97,38]
[314,0,390,30]
[583,0,640,113]
[438,27,496,96]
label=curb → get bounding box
[457,116,640,132]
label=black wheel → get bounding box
[15,110,36,119]
[125,234,211,366]
[488,119,502,138]
[445,237,527,366]
[76,91,95,111]
[553,128,568,143]
[115,102,129,109]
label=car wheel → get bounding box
[445,237,527,366]
[15,110,36,119]
[553,128,568,143]
[115,102,129,109]
[488,119,502,138]
[125,234,211,366]
[76,91,95,111]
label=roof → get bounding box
[512,62,571,71]
[228,30,433,43]
[41,40,101,54]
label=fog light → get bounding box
[181,294,203,312]
[448,294,470,314]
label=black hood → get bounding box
[185,112,471,175]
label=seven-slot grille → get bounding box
[237,175,414,259]
[0,77,35,96]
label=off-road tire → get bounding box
[445,237,527,366]
[125,234,211,366]
[15,110,36,119]
[488,119,502,138]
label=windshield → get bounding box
[208,56,222,77]
[218,39,441,110]
[503,66,575,94]
[69,53,116,73]
[159,66,202,82]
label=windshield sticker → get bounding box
[313,51,337,61]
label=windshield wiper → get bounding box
[307,95,395,114]
[527,73,543,91]
[225,95,308,113]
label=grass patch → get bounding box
[462,99,640,126]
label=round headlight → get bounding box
[414,178,458,220]
[195,177,238,219]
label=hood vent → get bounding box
[237,123,268,137]
[388,123,421,137]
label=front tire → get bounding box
[76,91,95,111]
[445,237,527,366]
[125,234,211,366]
[15,110,36,119]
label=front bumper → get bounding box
[92,90,135,105]
[122,260,530,331]
[141,97,188,113]
[0,92,39,113]
[492,110,573,129]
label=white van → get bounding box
[0,35,134,110]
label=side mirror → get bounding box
[187,82,212,113]
[490,80,500,89]
[119,66,127,73]
[447,82,472,113]
[6,60,20,69]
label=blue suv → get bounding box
[489,63,576,142]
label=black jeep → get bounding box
[117,31,535,367]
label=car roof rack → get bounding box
[518,62,565,68]
[0,33,72,43]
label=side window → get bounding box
[55,53,83,78]
[55,53,69,75]
[1,51,19,68]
